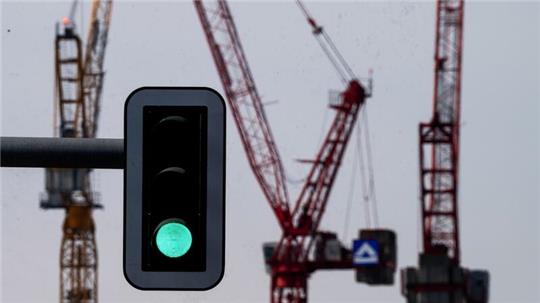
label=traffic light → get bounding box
[124,87,225,290]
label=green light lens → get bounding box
[155,220,193,258]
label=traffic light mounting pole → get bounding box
[1,136,124,169]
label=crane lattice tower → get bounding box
[41,1,112,302]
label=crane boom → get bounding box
[290,0,371,236]
[194,0,292,230]
[82,0,113,138]
[289,80,364,248]
[420,0,464,263]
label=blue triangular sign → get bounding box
[352,239,379,266]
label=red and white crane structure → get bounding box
[419,0,464,263]
[401,1,489,302]
[194,1,394,302]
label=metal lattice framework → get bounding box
[44,1,112,302]
[194,1,367,301]
[60,206,98,303]
[82,0,113,138]
[194,0,292,230]
[419,0,464,263]
[271,81,365,302]
[53,24,100,303]
[55,29,84,138]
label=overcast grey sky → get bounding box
[1,1,539,302]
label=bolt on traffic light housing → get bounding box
[124,87,225,290]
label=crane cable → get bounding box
[343,108,380,238]
[342,140,358,240]
[356,106,379,229]
[356,115,371,228]
[361,106,379,227]
[295,0,356,83]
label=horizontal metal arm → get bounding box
[1,137,123,169]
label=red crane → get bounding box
[401,1,489,302]
[194,1,395,302]
[421,0,465,265]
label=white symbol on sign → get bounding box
[354,242,379,265]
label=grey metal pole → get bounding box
[0,137,124,169]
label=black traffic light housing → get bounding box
[124,87,225,290]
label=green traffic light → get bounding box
[155,219,193,258]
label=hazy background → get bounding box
[1,1,539,302]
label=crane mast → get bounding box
[49,19,100,303]
[420,0,464,263]
[41,1,112,302]
[194,2,395,302]
[401,1,489,302]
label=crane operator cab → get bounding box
[354,229,397,285]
